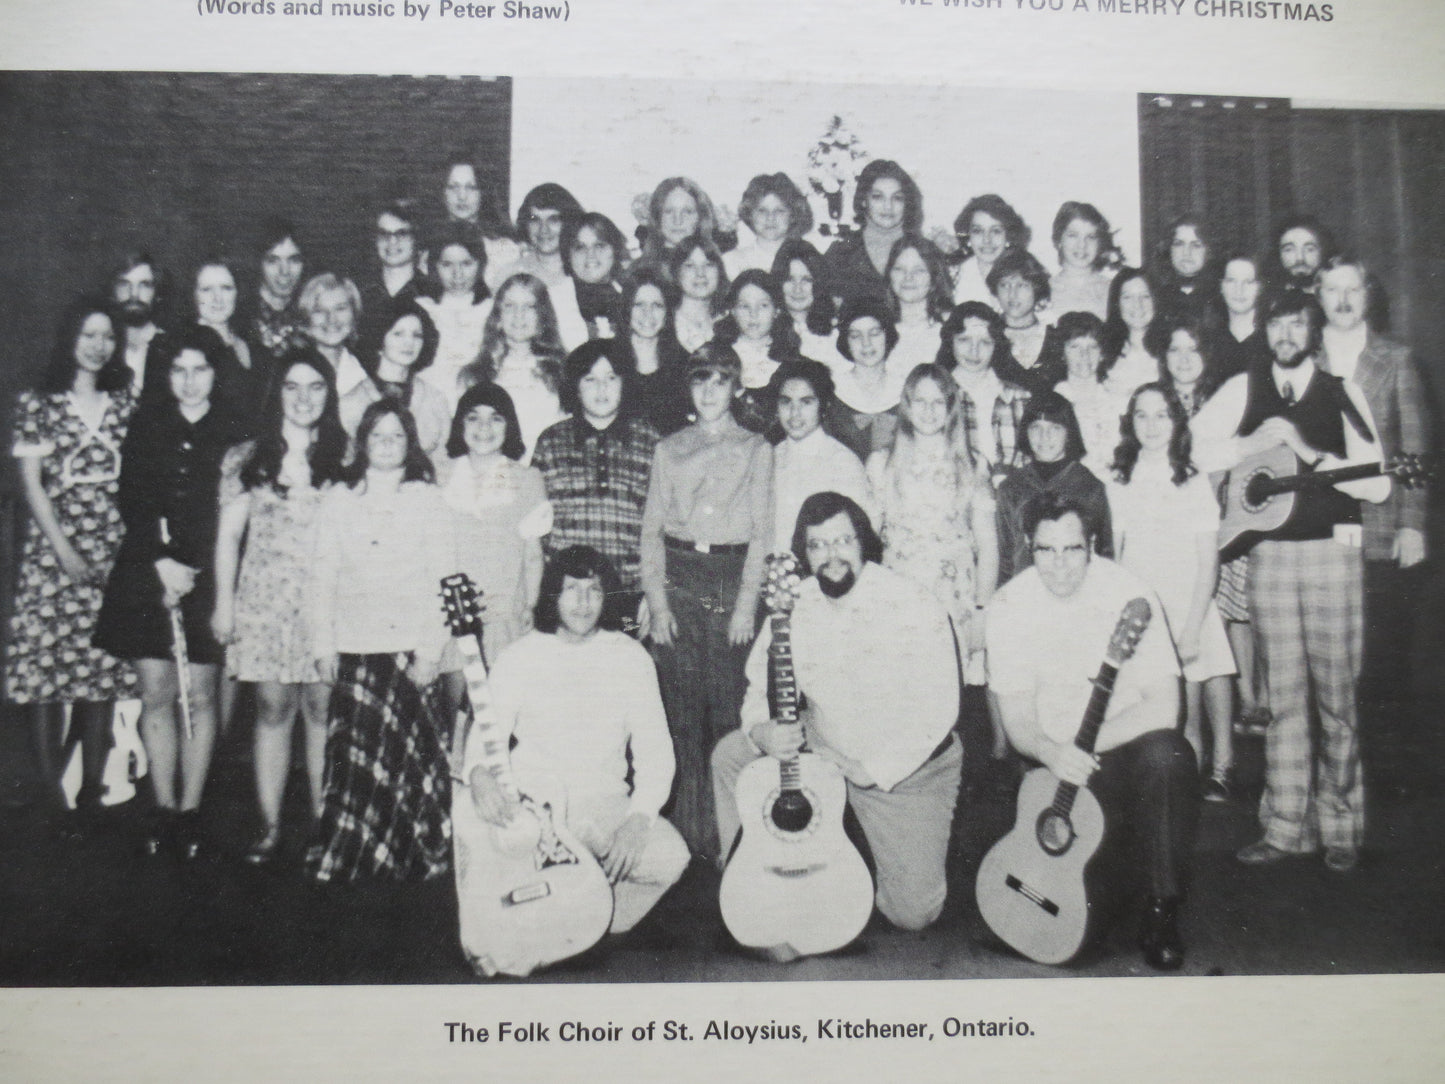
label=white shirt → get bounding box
[987,558,1179,753]
[1321,322,1370,384]
[1189,362,1390,505]
[771,428,871,551]
[885,318,942,384]
[951,257,1000,309]
[465,630,675,820]
[740,563,959,791]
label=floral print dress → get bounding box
[5,389,137,703]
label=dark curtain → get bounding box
[1139,92,1445,447]
[1138,93,1295,272]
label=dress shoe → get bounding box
[175,811,205,862]
[1324,847,1359,873]
[1202,773,1231,804]
[1139,896,1185,971]
[1236,839,1293,865]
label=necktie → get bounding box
[1282,381,1295,406]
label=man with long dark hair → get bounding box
[710,491,961,932]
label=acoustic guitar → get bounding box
[975,598,1151,965]
[441,574,614,978]
[1217,444,1427,561]
[718,553,874,961]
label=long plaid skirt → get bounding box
[307,653,453,883]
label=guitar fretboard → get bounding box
[1050,662,1120,819]
[453,634,522,803]
[769,611,804,793]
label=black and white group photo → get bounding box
[1,71,1442,987]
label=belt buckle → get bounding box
[694,541,711,554]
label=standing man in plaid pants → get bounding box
[1191,289,1390,873]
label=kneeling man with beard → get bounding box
[710,492,961,931]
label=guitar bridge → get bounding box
[1004,874,1060,917]
[767,863,826,878]
[504,882,552,906]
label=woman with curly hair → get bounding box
[212,346,349,863]
[1107,382,1234,800]
[724,172,814,279]
[1048,200,1123,322]
[950,193,1030,308]
[822,159,925,309]
[458,272,567,461]
[344,298,451,477]
[563,211,631,339]
[638,176,736,270]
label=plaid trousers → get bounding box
[1248,539,1365,852]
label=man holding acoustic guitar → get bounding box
[1191,288,1390,875]
[985,493,1197,970]
[711,492,962,936]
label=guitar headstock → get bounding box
[1104,597,1152,668]
[763,551,803,615]
[440,573,486,642]
[1388,454,1432,491]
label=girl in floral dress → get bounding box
[7,299,137,823]
[866,362,999,711]
[212,347,349,863]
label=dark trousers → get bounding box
[1090,728,1199,901]
[651,546,750,863]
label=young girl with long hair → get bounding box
[1108,382,1235,799]
[95,327,241,859]
[306,398,456,882]
[667,236,729,355]
[458,272,567,461]
[713,268,802,433]
[416,229,491,412]
[212,347,349,863]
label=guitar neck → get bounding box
[454,634,521,803]
[769,610,804,790]
[1052,661,1120,816]
[1257,459,1386,497]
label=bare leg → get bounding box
[1204,675,1234,776]
[136,659,181,810]
[218,673,240,736]
[1182,679,1204,762]
[252,681,300,831]
[178,662,220,812]
[299,682,331,820]
[1226,620,1264,713]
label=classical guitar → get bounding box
[1217,445,1428,561]
[718,553,874,961]
[441,574,614,978]
[975,597,1152,966]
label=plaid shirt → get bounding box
[531,416,660,591]
[957,375,1032,476]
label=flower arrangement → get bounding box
[805,115,869,238]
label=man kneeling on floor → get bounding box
[711,492,962,931]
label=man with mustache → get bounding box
[709,491,961,932]
[110,251,163,397]
[1269,214,1337,291]
[1316,255,1433,793]
[1191,289,1390,875]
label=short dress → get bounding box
[440,455,553,665]
[1107,459,1236,683]
[5,389,137,703]
[218,442,330,684]
[868,449,996,685]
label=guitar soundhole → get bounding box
[770,791,814,833]
[1242,468,1274,512]
[1036,810,1075,856]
